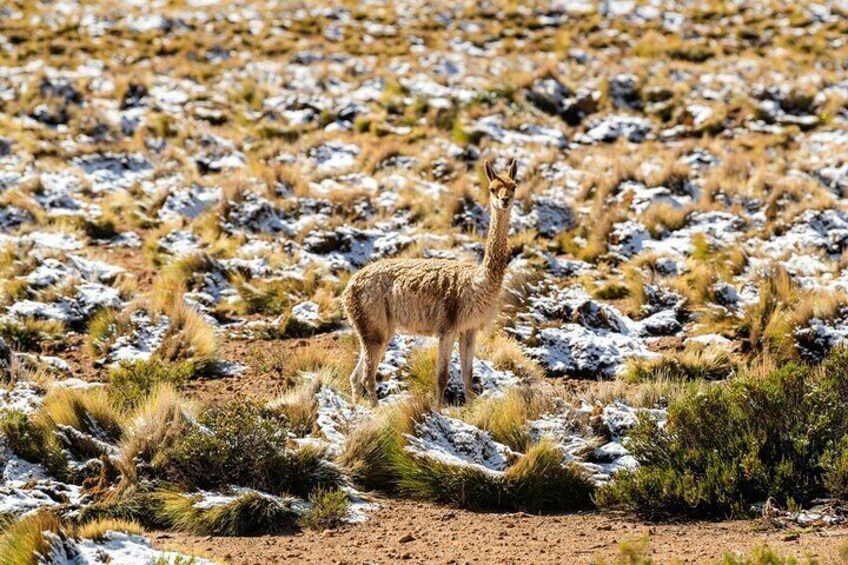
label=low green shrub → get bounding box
[822,437,848,499]
[598,350,848,520]
[156,399,342,496]
[300,488,350,531]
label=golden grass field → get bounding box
[1,0,848,562]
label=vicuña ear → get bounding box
[508,158,518,180]
[483,160,496,182]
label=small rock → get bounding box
[398,533,415,543]
[0,337,13,382]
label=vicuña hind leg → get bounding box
[349,353,365,401]
[435,333,455,405]
[361,336,389,407]
[459,330,477,403]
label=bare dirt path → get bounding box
[152,499,848,564]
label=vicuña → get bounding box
[342,158,521,406]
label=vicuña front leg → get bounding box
[362,337,388,407]
[435,333,455,405]
[459,330,477,402]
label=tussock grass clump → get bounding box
[151,254,217,302]
[74,518,143,541]
[792,291,848,363]
[86,308,127,358]
[88,303,217,377]
[465,386,558,452]
[477,333,544,381]
[107,359,193,411]
[0,409,67,478]
[393,452,502,510]
[156,301,217,374]
[581,378,707,410]
[77,487,166,529]
[267,370,338,437]
[300,488,351,531]
[36,387,124,445]
[157,490,298,536]
[0,511,62,565]
[405,347,439,397]
[598,349,848,520]
[156,399,342,496]
[622,349,736,383]
[0,512,199,565]
[265,339,357,385]
[338,397,427,491]
[119,384,195,487]
[737,268,796,361]
[3,387,126,481]
[396,440,594,513]
[503,440,595,512]
[340,395,593,512]
[0,318,64,351]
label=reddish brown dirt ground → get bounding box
[180,332,357,403]
[153,499,848,564]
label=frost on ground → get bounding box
[314,386,371,455]
[513,285,676,377]
[528,401,668,483]
[43,530,214,565]
[183,486,377,526]
[404,411,516,474]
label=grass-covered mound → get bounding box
[340,395,595,513]
[0,510,203,565]
[396,439,594,512]
[1,386,126,482]
[157,490,299,536]
[597,349,848,520]
[0,368,346,537]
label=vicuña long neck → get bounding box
[482,206,511,287]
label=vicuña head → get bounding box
[342,158,523,406]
